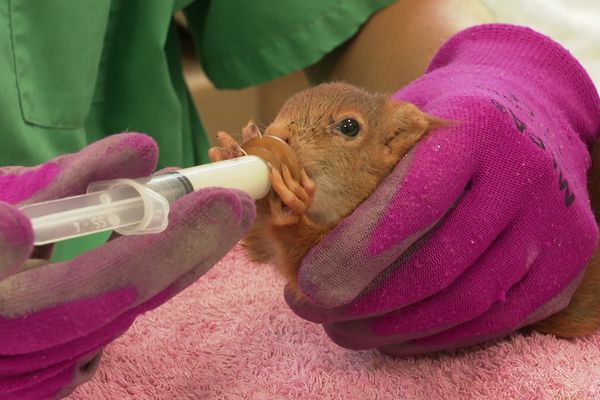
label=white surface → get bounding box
[483,0,600,87]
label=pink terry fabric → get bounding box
[69,246,600,400]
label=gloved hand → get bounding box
[286,24,600,356]
[0,133,255,399]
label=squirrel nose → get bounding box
[265,124,290,143]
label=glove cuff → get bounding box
[428,23,600,145]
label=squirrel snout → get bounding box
[269,132,290,144]
[265,123,291,144]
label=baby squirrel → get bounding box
[209,82,444,293]
[209,82,600,340]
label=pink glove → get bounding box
[286,24,600,356]
[0,133,255,399]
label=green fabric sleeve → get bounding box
[184,0,395,89]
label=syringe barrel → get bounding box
[22,186,146,245]
[109,155,270,206]
[174,155,271,199]
[142,173,191,204]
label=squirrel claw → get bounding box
[242,119,262,142]
[208,131,245,162]
[270,166,314,217]
[268,194,299,226]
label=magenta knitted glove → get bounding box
[286,24,600,356]
[0,133,255,399]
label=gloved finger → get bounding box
[2,133,158,206]
[296,126,474,308]
[321,263,584,354]
[0,360,73,400]
[369,227,533,336]
[0,188,255,354]
[157,189,256,297]
[0,202,33,281]
[0,287,137,373]
[0,350,103,400]
[379,248,591,356]
[319,223,538,349]
[55,350,103,399]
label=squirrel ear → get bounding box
[383,100,445,158]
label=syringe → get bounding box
[20,135,301,245]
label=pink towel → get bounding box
[70,246,600,399]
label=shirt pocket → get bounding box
[9,0,110,129]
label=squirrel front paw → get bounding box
[208,120,263,162]
[268,166,315,226]
[209,121,315,227]
[208,131,245,162]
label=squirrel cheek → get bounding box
[305,192,336,224]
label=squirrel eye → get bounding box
[335,118,360,137]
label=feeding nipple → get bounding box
[242,135,302,181]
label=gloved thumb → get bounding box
[0,202,33,281]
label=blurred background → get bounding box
[180,0,600,146]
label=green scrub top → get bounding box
[1,0,394,260]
